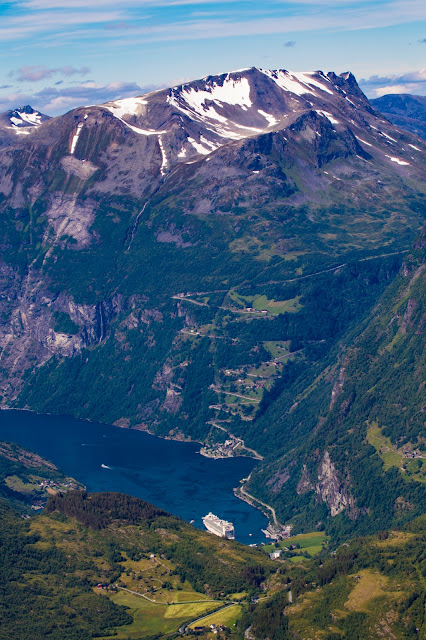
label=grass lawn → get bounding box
[97,591,172,638]
[97,590,218,639]
[263,340,291,359]
[5,474,40,494]
[232,293,302,315]
[375,531,414,548]
[164,601,220,619]
[264,531,329,558]
[227,591,248,601]
[171,590,213,603]
[188,604,242,629]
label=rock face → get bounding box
[296,453,354,517]
[315,451,352,517]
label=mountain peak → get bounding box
[0,104,50,137]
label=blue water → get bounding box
[0,410,268,544]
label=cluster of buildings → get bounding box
[402,447,425,460]
[200,437,242,459]
[191,624,230,635]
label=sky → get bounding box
[0,0,425,116]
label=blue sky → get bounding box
[0,0,425,115]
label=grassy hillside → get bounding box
[0,486,424,640]
[0,440,84,513]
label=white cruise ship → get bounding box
[202,512,235,539]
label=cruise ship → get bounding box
[202,512,235,539]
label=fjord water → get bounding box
[0,410,268,544]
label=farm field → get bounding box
[188,604,243,630]
[264,531,329,557]
[228,291,302,315]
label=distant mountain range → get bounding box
[0,68,424,538]
[371,93,426,140]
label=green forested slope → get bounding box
[247,229,426,537]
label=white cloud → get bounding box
[360,69,426,97]
[0,79,164,115]
[10,65,90,82]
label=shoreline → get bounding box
[0,406,273,536]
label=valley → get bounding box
[0,65,424,567]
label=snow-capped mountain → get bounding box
[0,67,424,215]
[0,105,50,148]
[67,67,423,174]
[0,104,49,132]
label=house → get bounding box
[269,549,283,560]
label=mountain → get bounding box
[370,94,426,140]
[246,227,426,537]
[0,67,425,537]
[0,104,50,147]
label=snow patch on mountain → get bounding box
[259,69,335,97]
[158,136,169,175]
[6,106,46,134]
[380,131,397,143]
[104,96,148,119]
[70,123,84,155]
[293,71,335,95]
[258,109,278,127]
[356,136,372,147]
[188,137,211,155]
[181,76,252,113]
[101,106,167,136]
[316,110,339,125]
[260,69,315,96]
[386,155,410,166]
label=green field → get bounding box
[264,531,329,558]
[97,590,220,639]
[188,604,243,629]
[264,340,291,359]
[367,422,426,483]
[229,292,302,315]
[4,475,40,494]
